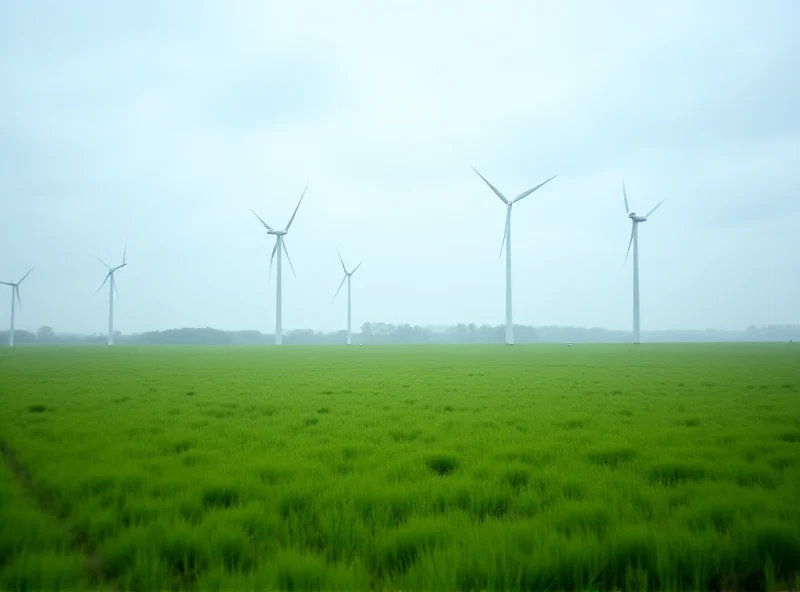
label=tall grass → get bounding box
[0,343,798,590]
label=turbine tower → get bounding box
[93,242,127,346]
[471,166,556,345]
[333,249,363,345]
[623,183,665,344]
[251,184,308,345]
[1,266,34,348]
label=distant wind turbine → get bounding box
[623,183,665,344]
[1,266,34,348]
[333,249,363,345]
[93,241,128,346]
[471,166,556,345]
[251,184,308,345]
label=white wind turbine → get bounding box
[333,249,363,345]
[251,184,308,346]
[623,183,665,344]
[93,242,127,346]
[471,166,556,345]
[1,266,35,348]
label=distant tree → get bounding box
[0,330,37,345]
[286,329,317,344]
[513,324,539,343]
[37,326,54,343]
[230,330,263,345]
[129,327,234,345]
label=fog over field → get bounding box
[1,0,799,337]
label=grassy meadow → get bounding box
[0,343,799,591]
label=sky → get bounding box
[1,0,798,335]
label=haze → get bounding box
[1,0,798,336]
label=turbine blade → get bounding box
[351,261,364,274]
[112,274,119,300]
[282,238,297,278]
[333,275,347,301]
[93,254,110,269]
[15,286,22,311]
[285,183,308,231]
[250,209,274,231]
[499,208,510,259]
[94,272,111,295]
[623,182,630,214]
[645,199,665,219]
[511,175,557,203]
[268,239,278,281]
[18,266,35,284]
[470,166,508,204]
[625,222,635,264]
[122,239,128,265]
[0,281,13,286]
[336,248,347,274]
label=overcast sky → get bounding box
[1,0,798,335]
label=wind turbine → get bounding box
[93,242,127,346]
[251,184,308,345]
[623,183,665,344]
[1,266,34,348]
[333,249,363,345]
[471,166,556,345]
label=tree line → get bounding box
[2,323,798,346]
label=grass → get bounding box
[0,343,798,590]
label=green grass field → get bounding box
[1,344,799,591]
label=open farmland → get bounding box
[1,344,799,591]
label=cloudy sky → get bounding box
[1,0,798,335]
